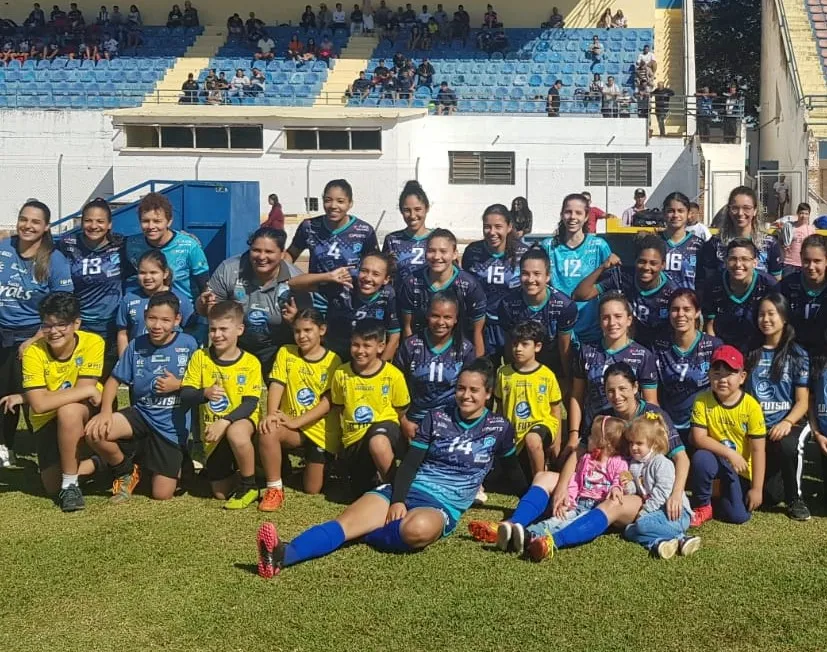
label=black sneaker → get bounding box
[58,484,85,512]
[787,499,811,521]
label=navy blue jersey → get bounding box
[596,268,678,348]
[410,408,516,520]
[326,284,400,352]
[0,237,73,337]
[461,240,528,321]
[57,233,125,336]
[698,233,782,286]
[123,230,210,302]
[573,341,658,426]
[382,229,430,288]
[116,288,196,341]
[779,271,827,354]
[702,271,778,353]
[599,400,684,458]
[497,286,578,345]
[812,364,827,435]
[663,232,704,290]
[394,333,476,422]
[112,332,198,446]
[289,215,379,310]
[399,266,487,340]
[654,333,722,429]
[746,344,809,428]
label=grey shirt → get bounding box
[626,453,692,514]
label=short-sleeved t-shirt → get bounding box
[0,238,74,337]
[690,390,766,480]
[461,240,528,321]
[382,229,430,288]
[746,344,809,428]
[779,271,827,354]
[269,345,342,453]
[663,232,704,290]
[811,365,827,435]
[495,363,562,449]
[698,234,782,286]
[497,286,578,347]
[325,284,400,352]
[181,347,263,456]
[331,361,410,448]
[22,331,104,432]
[409,408,516,520]
[116,287,195,341]
[124,230,209,302]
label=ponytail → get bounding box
[19,200,54,284]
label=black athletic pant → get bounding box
[0,342,25,451]
[764,424,809,506]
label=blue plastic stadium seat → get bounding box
[528,74,543,87]
[36,59,51,69]
[487,100,503,112]
[494,86,509,99]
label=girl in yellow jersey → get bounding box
[258,308,342,511]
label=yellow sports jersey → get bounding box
[182,348,263,458]
[690,390,766,480]
[495,363,562,450]
[331,361,410,448]
[269,345,342,453]
[21,330,104,432]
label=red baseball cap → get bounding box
[711,345,744,371]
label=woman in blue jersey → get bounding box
[698,185,782,286]
[653,289,722,445]
[395,292,476,441]
[661,192,704,290]
[574,233,678,348]
[461,204,527,359]
[254,357,524,577]
[808,345,827,509]
[399,228,487,357]
[745,292,811,521]
[0,200,73,465]
[541,193,611,345]
[57,198,125,378]
[382,180,432,289]
[779,234,827,354]
[285,179,379,313]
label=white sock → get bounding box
[266,480,283,490]
[61,474,79,490]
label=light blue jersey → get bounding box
[124,230,210,302]
[746,344,809,428]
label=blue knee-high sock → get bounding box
[362,519,413,552]
[510,485,550,526]
[552,508,609,549]
[283,521,346,567]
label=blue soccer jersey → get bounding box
[779,271,827,354]
[289,215,379,310]
[112,332,198,446]
[698,233,782,286]
[326,284,400,353]
[57,233,124,336]
[812,365,827,435]
[0,238,73,337]
[409,408,516,520]
[654,333,722,429]
[663,232,704,290]
[394,333,477,422]
[461,240,527,320]
[599,400,685,458]
[573,341,658,427]
[124,230,210,302]
[746,344,809,428]
[382,229,430,288]
[116,288,196,341]
[497,286,578,346]
[399,266,487,340]
[542,234,612,344]
[702,271,777,353]
[596,268,678,348]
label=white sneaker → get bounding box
[0,444,9,469]
[473,487,488,506]
[656,539,680,560]
[511,523,525,555]
[496,522,512,552]
[679,536,702,557]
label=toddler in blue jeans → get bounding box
[622,412,701,559]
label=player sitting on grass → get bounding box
[181,300,264,509]
[84,292,199,503]
[0,292,104,512]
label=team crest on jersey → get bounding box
[700,362,710,375]
[177,354,189,366]
[382,383,390,395]
[75,356,84,367]
[483,436,496,448]
[539,384,547,394]
[111,253,120,266]
[320,372,328,384]
[237,374,246,385]
[59,380,72,390]
[353,243,363,254]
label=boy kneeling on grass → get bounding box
[84,292,199,503]
[180,300,264,509]
[0,292,105,512]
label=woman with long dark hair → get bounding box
[660,191,704,290]
[510,196,533,239]
[779,233,827,354]
[382,180,432,289]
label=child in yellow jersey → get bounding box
[258,308,342,511]
[0,293,104,512]
[181,301,263,509]
[331,319,410,498]
[495,321,563,483]
[689,345,766,527]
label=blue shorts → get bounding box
[369,483,459,536]
[484,321,505,358]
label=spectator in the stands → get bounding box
[180,72,198,103]
[228,68,249,100]
[635,60,653,91]
[621,188,647,226]
[205,77,222,105]
[350,4,364,34]
[418,4,432,23]
[635,80,650,120]
[602,75,620,117]
[26,3,47,32]
[397,68,415,104]
[653,81,674,136]
[97,5,109,25]
[433,3,448,32]
[637,45,657,75]
[401,4,416,26]
[490,29,508,53]
[217,71,229,92]
[167,4,182,27]
[598,8,612,28]
[483,4,499,28]
[256,30,275,60]
[587,73,603,102]
[246,68,265,96]
[332,3,347,30]
[126,16,142,47]
[375,0,390,34]
[347,70,373,100]
[318,34,335,62]
[582,191,606,232]
[416,57,434,89]
[363,1,375,33]
[288,33,304,59]
[409,21,423,49]
[109,5,126,39]
[318,3,332,30]
[373,58,390,85]
[246,12,264,41]
[386,8,402,42]
[128,4,141,25]
[264,194,285,230]
[424,17,438,48]
[304,37,318,60]
[102,32,118,58]
[301,5,316,30]
[588,34,603,67]
[227,12,244,39]
[436,80,457,115]
[545,7,564,28]
[182,0,198,27]
[724,83,743,144]
[379,72,398,102]
[68,2,84,26]
[547,79,562,117]
[51,4,67,22]
[612,9,627,28]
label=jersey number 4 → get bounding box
[82,258,102,275]
[447,436,473,455]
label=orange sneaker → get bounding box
[110,463,140,504]
[690,504,713,528]
[258,487,285,512]
[467,520,498,543]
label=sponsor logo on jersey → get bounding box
[209,395,230,413]
[60,380,72,390]
[0,285,33,300]
[515,401,531,420]
[151,354,170,363]
[297,388,316,406]
[722,439,737,450]
[354,405,374,423]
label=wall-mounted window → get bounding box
[448,151,515,185]
[584,153,652,186]
[124,124,263,150]
[284,128,381,152]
